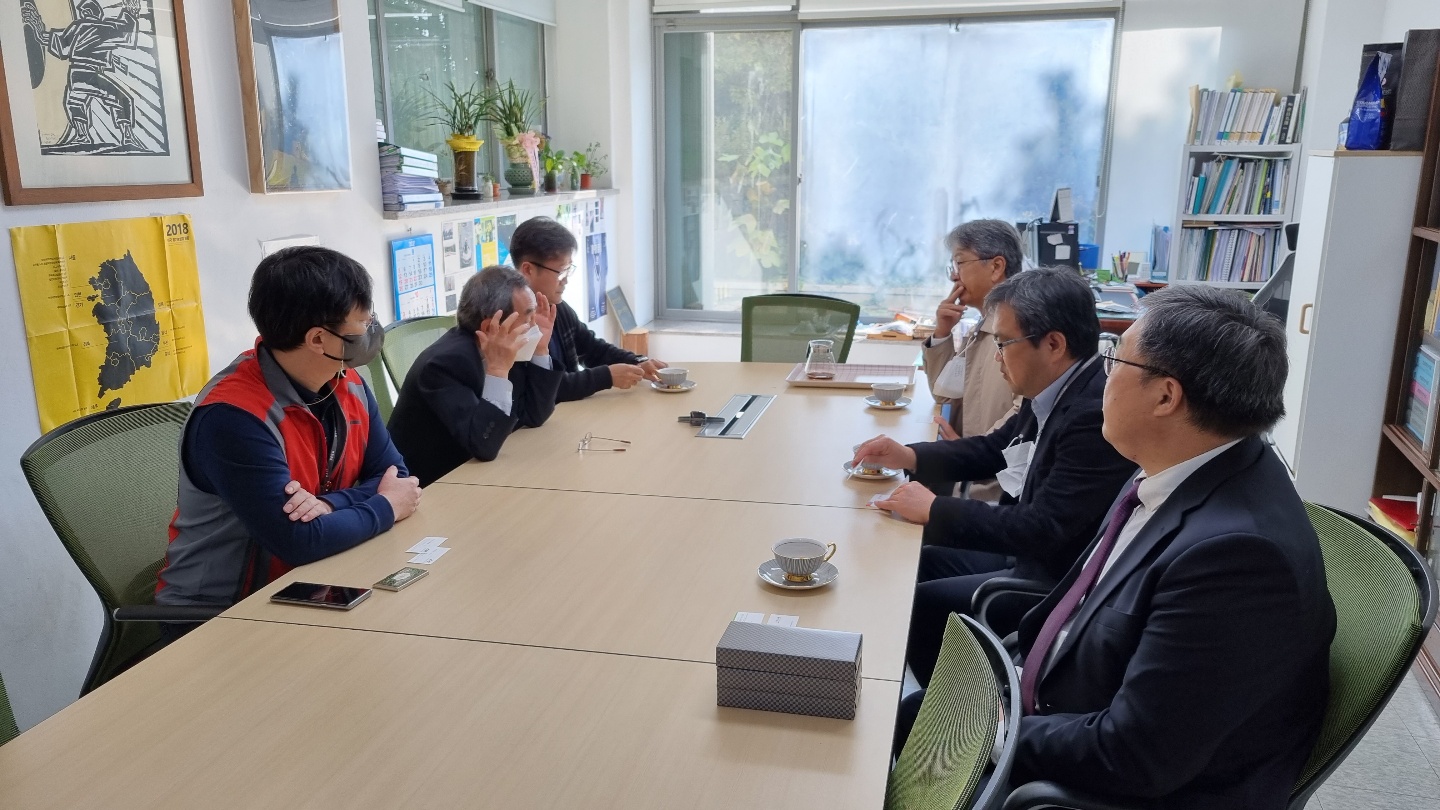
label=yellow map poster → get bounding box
[10,215,208,433]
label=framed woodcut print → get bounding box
[0,0,203,205]
[232,0,352,194]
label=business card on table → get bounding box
[734,612,765,624]
[406,536,447,554]
[766,614,799,627]
[408,547,450,565]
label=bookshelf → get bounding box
[1168,143,1301,289]
[1169,86,1307,288]
[1373,62,1440,716]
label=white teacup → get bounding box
[871,382,905,404]
[657,367,689,388]
[851,444,883,474]
[773,538,837,583]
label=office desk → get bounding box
[438,361,938,509]
[225,485,922,681]
[0,619,899,809]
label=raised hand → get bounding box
[934,279,966,340]
[476,310,532,377]
[532,291,556,354]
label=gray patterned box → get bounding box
[715,621,862,681]
[715,622,862,719]
[717,686,856,721]
[717,666,857,702]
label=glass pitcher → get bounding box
[804,339,837,380]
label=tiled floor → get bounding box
[1305,672,1440,810]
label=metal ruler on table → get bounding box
[695,394,776,439]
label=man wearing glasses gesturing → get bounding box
[852,267,1135,686]
[512,217,668,401]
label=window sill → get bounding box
[646,318,743,336]
[382,188,619,220]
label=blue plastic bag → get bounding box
[1346,51,1390,150]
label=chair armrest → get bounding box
[972,576,1053,636]
[1002,781,1148,810]
[113,605,227,623]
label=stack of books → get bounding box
[1176,225,1280,283]
[1368,496,1420,546]
[379,143,443,212]
[1184,156,1291,216]
[1187,86,1307,145]
[1407,343,1440,446]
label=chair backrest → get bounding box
[354,356,395,424]
[887,614,1021,810]
[740,293,861,363]
[0,671,18,746]
[381,316,457,390]
[1291,503,1437,806]
[19,401,193,693]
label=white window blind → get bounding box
[652,1,795,13]
[796,0,1117,20]
[471,0,556,26]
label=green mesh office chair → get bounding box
[1000,503,1437,810]
[20,402,223,696]
[354,356,395,423]
[740,294,861,363]
[0,672,18,746]
[381,315,457,390]
[888,614,1020,810]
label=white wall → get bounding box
[1101,0,1307,261]
[1382,0,1440,41]
[550,0,656,332]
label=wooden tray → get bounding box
[785,363,916,390]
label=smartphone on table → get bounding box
[270,581,371,610]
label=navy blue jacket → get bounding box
[1015,436,1336,808]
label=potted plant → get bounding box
[429,81,488,200]
[483,80,545,195]
[541,143,564,193]
[573,142,607,190]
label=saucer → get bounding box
[842,461,901,480]
[865,396,911,410]
[759,560,838,590]
[651,380,697,393]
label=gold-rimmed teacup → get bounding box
[772,538,837,583]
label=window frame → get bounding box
[370,1,550,184]
[652,8,1122,322]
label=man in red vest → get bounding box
[156,247,422,615]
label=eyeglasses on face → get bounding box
[992,334,1038,353]
[534,261,576,280]
[947,256,992,280]
[1102,344,1174,379]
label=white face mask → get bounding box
[513,323,544,362]
[997,438,1036,498]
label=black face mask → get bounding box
[323,318,384,368]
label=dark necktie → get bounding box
[1019,480,1143,715]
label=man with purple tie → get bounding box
[897,285,1336,809]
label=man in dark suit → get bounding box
[1009,285,1333,807]
[511,217,669,402]
[854,267,1136,684]
[389,265,562,486]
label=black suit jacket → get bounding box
[552,300,642,402]
[1015,436,1336,809]
[388,327,561,486]
[908,357,1137,580]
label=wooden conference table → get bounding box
[0,362,935,808]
